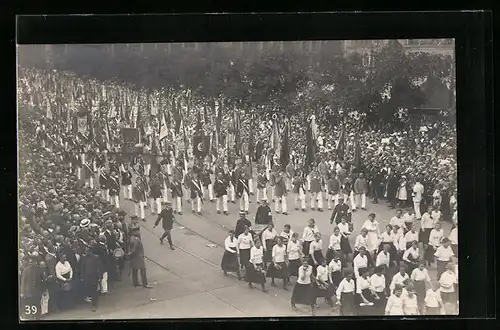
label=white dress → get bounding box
[397,181,407,200]
[362,220,380,252]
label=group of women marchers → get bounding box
[221,207,458,316]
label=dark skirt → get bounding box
[330,271,343,288]
[308,250,325,269]
[451,244,458,257]
[313,282,335,299]
[302,241,312,256]
[425,245,436,264]
[372,291,387,315]
[245,263,266,284]
[239,248,251,267]
[414,280,427,306]
[291,282,314,306]
[221,251,240,273]
[405,256,419,275]
[419,228,432,245]
[356,288,376,315]
[339,292,356,316]
[266,261,289,279]
[326,248,342,264]
[441,291,455,304]
[340,236,352,254]
[288,259,301,277]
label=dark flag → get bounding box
[203,104,209,124]
[280,118,290,171]
[211,129,218,157]
[353,134,362,170]
[234,112,241,156]
[248,119,255,163]
[173,95,182,134]
[192,110,204,159]
[336,124,346,161]
[150,135,160,178]
[304,119,317,175]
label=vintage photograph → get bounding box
[17,40,457,320]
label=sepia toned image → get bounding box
[17,39,457,320]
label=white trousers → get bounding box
[271,186,276,201]
[93,160,97,172]
[173,196,182,213]
[120,164,126,172]
[150,198,161,214]
[350,191,357,210]
[328,193,340,210]
[77,167,81,180]
[286,178,292,191]
[41,140,46,148]
[85,177,94,190]
[256,187,268,202]
[239,191,249,212]
[306,175,311,191]
[145,164,151,177]
[123,185,132,200]
[167,164,172,175]
[354,193,366,209]
[135,201,146,219]
[162,183,170,203]
[414,201,422,219]
[216,195,228,212]
[229,183,236,202]
[204,184,214,201]
[275,195,288,213]
[100,272,108,293]
[191,196,202,212]
[111,195,120,209]
[310,192,323,209]
[248,178,254,194]
[295,188,306,209]
[102,188,110,202]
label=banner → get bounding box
[77,116,88,137]
[121,127,141,151]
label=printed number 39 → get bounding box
[24,306,37,315]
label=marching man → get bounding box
[121,163,133,201]
[269,165,277,202]
[83,159,95,190]
[292,170,306,212]
[285,161,295,191]
[133,176,147,221]
[108,170,121,209]
[149,173,163,215]
[327,172,341,211]
[256,168,269,203]
[99,166,110,202]
[274,170,288,215]
[353,172,368,211]
[214,172,229,215]
[158,166,170,204]
[236,172,250,214]
[189,170,203,215]
[309,169,324,212]
[243,160,254,196]
[200,163,214,202]
[412,177,424,220]
[226,162,236,204]
[171,178,184,215]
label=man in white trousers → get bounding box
[214,172,229,215]
[158,169,170,204]
[412,179,424,220]
[170,178,184,215]
[236,172,250,214]
[274,170,288,215]
[285,162,295,191]
[200,164,214,202]
[98,166,110,202]
[121,164,133,201]
[327,173,341,211]
[83,161,95,190]
[133,177,147,221]
[149,174,163,215]
[292,172,306,212]
[243,161,254,196]
[309,170,324,212]
[256,169,269,203]
[108,171,121,210]
[353,172,368,211]
[189,174,203,215]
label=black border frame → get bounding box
[8,11,495,327]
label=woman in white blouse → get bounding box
[336,272,356,316]
[302,218,319,256]
[370,266,387,315]
[326,226,342,264]
[419,205,435,246]
[221,230,242,280]
[266,237,289,290]
[356,267,376,315]
[404,224,419,250]
[237,226,254,270]
[402,240,420,275]
[337,217,352,266]
[403,289,419,315]
[448,223,458,256]
[313,259,334,309]
[291,259,315,315]
[286,232,303,279]
[385,286,405,316]
[328,253,343,289]
[55,254,74,309]
[439,263,458,315]
[245,240,267,292]
[308,232,324,273]
[378,224,397,266]
[426,222,444,270]
[261,223,278,268]
[361,213,380,259]
[411,263,432,314]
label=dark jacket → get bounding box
[128,235,146,269]
[80,253,103,284]
[235,218,252,237]
[214,179,228,197]
[20,264,44,298]
[330,203,351,224]
[155,208,174,230]
[255,205,272,225]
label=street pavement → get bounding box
[46,174,453,320]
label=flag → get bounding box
[248,118,255,163]
[203,104,209,124]
[353,134,362,170]
[173,95,182,134]
[271,116,281,158]
[233,111,241,156]
[211,130,217,157]
[192,110,204,159]
[304,118,317,175]
[159,109,169,141]
[280,118,290,171]
[87,111,94,144]
[336,124,346,160]
[150,134,160,178]
[215,99,222,149]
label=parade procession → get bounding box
[18,41,458,320]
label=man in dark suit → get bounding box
[103,220,118,281]
[154,202,176,250]
[20,255,44,320]
[80,247,102,312]
[127,230,152,289]
[330,197,351,225]
[255,200,273,225]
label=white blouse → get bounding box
[337,222,350,235]
[449,227,458,245]
[336,278,355,300]
[402,247,420,262]
[425,289,443,308]
[224,236,238,253]
[250,246,264,264]
[385,295,404,315]
[309,240,323,255]
[362,220,379,233]
[55,261,73,281]
[302,225,319,242]
[237,233,254,250]
[369,274,386,292]
[262,229,278,245]
[297,265,313,285]
[328,259,342,273]
[403,295,419,315]
[429,229,444,248]
[390,272,409,291]
[316,265,329,282]
[431,210,442,222]
[376,251,391,267]
[287,240,301,260]
[353,254,368,278]
[329,233,341,250]
[439,271,457,293]
[403,212,415,223]
[411,268,431,282]
[421,213,435,229]
[354,235,368,251]
[279,230,294,242]
[434,245,454,262]
[272,244,286,263]
[356,277,370,294]
[380,231,394,243]
[390,216,405,229]
[404,230,419,244]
